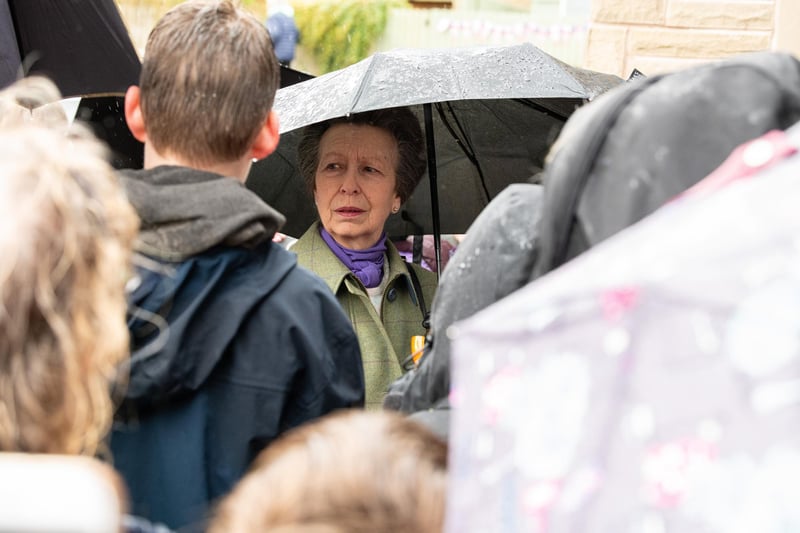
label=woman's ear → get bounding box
[251,111,280,160]
[124,86,147,143]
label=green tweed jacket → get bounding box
[292,222,438,409]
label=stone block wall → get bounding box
[584,0,792,77]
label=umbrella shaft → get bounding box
[424,103,442,278]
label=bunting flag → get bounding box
[435,18,587,41]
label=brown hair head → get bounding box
[297,107,427,204]
[139,0,279,165]
[0,122,139,455]
[210,410,448,533]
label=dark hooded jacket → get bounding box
[110,166,364,531]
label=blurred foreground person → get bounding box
[0,77,150,532]
[387,50,800,440]
[446,121,800,533]
[0,111,138,457]
[210,410,448,533]
[0,75,67,127]
[110,1,364,529]
[0,453,127,533]
[0,453,172,533]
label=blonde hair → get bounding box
[0,119,139,455]
[210,410,448,533]
[0,76,68,128]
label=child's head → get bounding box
[138,0,280,165]
[211,410,448,533]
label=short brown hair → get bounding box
[210,410,448,533]
[0,123,139,455]
[297,107,427,204]
[139,0,279,164]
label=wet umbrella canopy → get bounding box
[0,0,144,169]
[247,43,623,264]
[445,125,800,532]
[0,0,140,96]
[270,43,619,129]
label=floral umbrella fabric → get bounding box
[446,125,800,533]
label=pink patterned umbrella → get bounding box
[446,126,800,533]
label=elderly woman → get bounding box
[292,107,438,409]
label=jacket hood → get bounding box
[119,166,286,261]
[118,242,296,412]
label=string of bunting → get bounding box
[435,18,587,40]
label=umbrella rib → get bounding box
[516,99,571,122]
[435,102,491,203]
[349,54,380,113]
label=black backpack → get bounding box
[533,51,800,280]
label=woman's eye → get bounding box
[363,166,379,174]
[322,162,340,171]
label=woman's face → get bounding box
[314,123,401,250]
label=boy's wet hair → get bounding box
[140,0,280,165]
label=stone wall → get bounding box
[584,0,793,77]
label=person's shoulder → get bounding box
[222,239,329,296]
[212,246,337,335]
[290,224,319,253]
[117,167,141,178]
[259,251,359,356]
[165,242,295,301]
[279,257,336,297]
[289,225,344,275]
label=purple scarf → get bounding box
[320,227,387,288]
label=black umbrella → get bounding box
[0,0,143,169]
[0,0,141,96]
[247,43,623,274]
[280,64,313,88]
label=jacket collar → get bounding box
[297,222,411,296]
